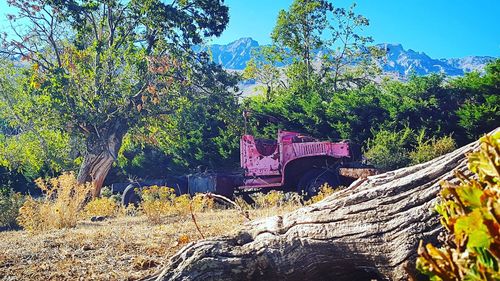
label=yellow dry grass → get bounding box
[0,206,299,280]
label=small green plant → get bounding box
[409,131,456,165]
[100,186,113,198]
[364,127,413,171]
[416,131,500,280]
[0,188,24,229]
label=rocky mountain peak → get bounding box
[206,37,495,77]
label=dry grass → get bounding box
[17,172,93,232]
[0,204,300,280]
[1,176,336,280]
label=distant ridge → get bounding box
[206,38,496,77]
[206,37,259,70]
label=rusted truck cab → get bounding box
[240,130,360,195]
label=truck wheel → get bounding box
[297,169,339,199]
[122,184,141,207]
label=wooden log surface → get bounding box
[149,140,479,281]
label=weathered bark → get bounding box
[150,140,479,281]
[77,120,127,197]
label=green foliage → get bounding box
[0,168,34,195]
[417,131,500,280]
[365,128,457,170]
[0,187,25,229]
[325,85,389,143]
[409,132,456,165]
[0,60,78,180]
[270,0,377,85]
[153,79,243,171]
[0,129,76,179]
[454,59,500,141]
[380,74,459,135]
[242,48,283,101]
[115,72,242,175]
[271,0,329,75]
[364,127,413,171]
[116,137,174,179]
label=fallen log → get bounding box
[150,140,480,281]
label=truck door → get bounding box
[240,135,281,177]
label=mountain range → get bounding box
[206,37,495,77]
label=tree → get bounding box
[453,59,500,142]
[271,0,330,78]
[0,0,232,196]
[122,69,243,173]
[243,0,384,143]
[242,46,284,102]
[270,0,380,89]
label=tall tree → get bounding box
[269,0,381,89]
[271,0,330,78]
[242,46,284,101]
[0,0,232,196]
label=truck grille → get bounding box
[293,142,328,156]
[292,142,349,158]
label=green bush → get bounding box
[409,132,457,165]
[0,187,25,229]
[364,127,413,171]
[417,131,499,280]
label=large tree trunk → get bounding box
[77,120,127,197]
[149,140,479,281]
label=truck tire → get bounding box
[122,184,141,207]
[297,169,339,198]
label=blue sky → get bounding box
[210,0,500,58]
[0,0,498,58]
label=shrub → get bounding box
[251,190,287,208]
[139,186,214,224]
[119,204,138,217]
[139,186,176,224]
[239,191,303,209]
[409,132,456,164]
[305,184,336,204]
[0,188,24,229]
[416,131,500,280]
[234,196,253,210]
[364,127,413,171]
[190,193,214,212]
[17,172,93,232]
[83,197,119,218]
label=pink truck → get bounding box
[119,130,376,205]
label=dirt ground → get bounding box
[0,207,296,280]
